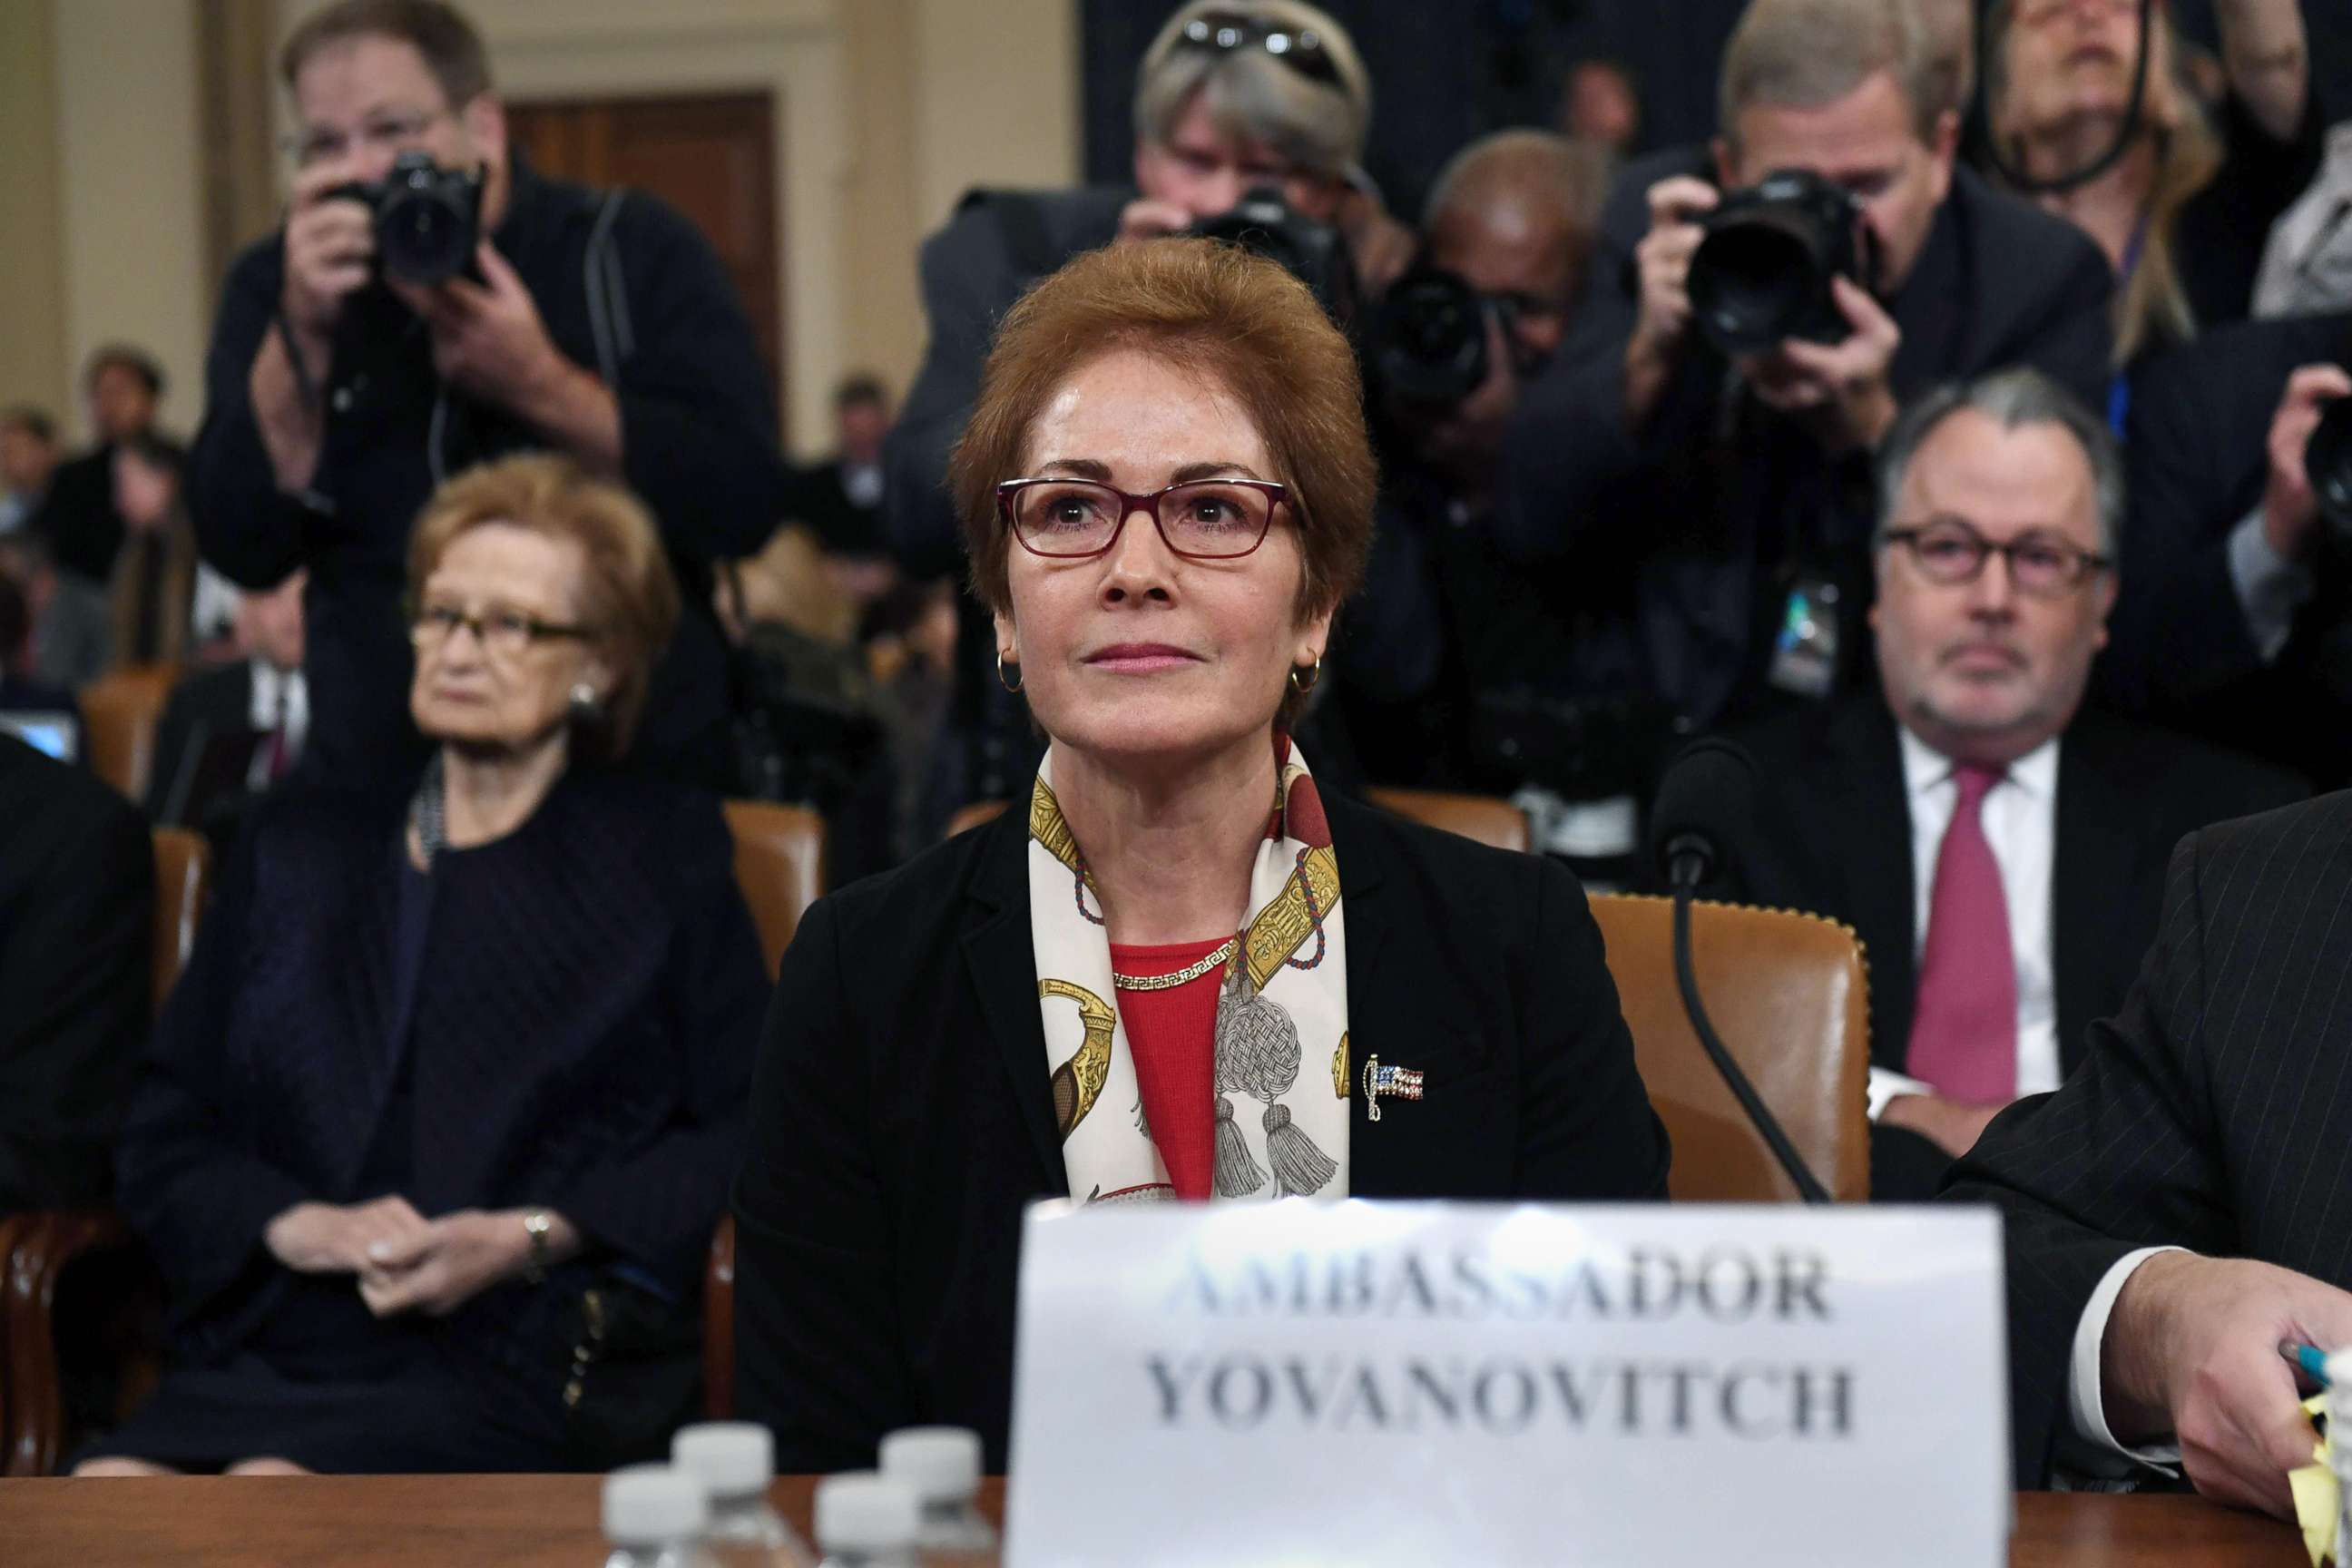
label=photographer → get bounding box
[1494,0,2113,737]
[883,0,1394,806]
[1341,132,1652,873]
[191,0,780,785]
[2098,309,2352,786]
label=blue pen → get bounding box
[2279,1340,2333,1389]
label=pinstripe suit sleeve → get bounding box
[1945,826,2244,1488]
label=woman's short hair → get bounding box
[1134,0,1372,180]
[407,454,680,760]
[949,238,1376,725]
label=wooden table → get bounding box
[0,1475,2308,1566]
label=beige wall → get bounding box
[0,0,68,425]
[53,0,211,443]
[5,0,1080,460]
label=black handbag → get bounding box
[554,1272,705,1471]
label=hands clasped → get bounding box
[263,1197,536,1318]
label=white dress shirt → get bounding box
[1867,730,2065,1120]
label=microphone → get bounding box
[1649,740,1832,1204]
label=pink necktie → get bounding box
[1904,764,2018,1102]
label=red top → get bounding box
[1109,937,1228,1201]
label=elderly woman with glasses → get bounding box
[733,239,1671,1472]
[76,454,766,1476]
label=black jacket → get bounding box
[733,789,1672,1471]
[1946,792,2352,1487]
[145,661,253,818]
[30,445,123,585]
[2099,309,2352,786]
[0,734,152,1210]
[117,770,764,1365]
[1494,156,2114,731]
[1689,699,2306,1197]
[189,153,783,786]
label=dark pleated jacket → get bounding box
[115,768,767,1381]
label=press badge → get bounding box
[1768,575,1839,699]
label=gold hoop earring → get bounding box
[1289,653,1322,695]
[996,652,1024,694]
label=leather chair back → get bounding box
[1364,786,1530,853]
[150,828,211,1019]
[722,799,826,980]
[1589,894,1870,1202]
[945,799,1010,840]
[80,663,179,803]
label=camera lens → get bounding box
[2308,395,2352,529]
[1686,170,1863,359]
[1375,270,1488,407]
[1689,220,1820,357]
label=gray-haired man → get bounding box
[1676,368,2304,1200]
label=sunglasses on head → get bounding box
[1177,10,1341,86]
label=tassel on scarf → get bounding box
[1213,1093,1268,1197]
[1262,1102,1338,1197]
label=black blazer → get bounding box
[733,790,1671,1471]
[1692,700,2305,1198]
[30,444,123,584]
[1946,792,2352,1488]
[118,771,764,1365]
[0,734,152,1210]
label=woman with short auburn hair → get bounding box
[79,454,764,1475]
[734,238,1670,1471]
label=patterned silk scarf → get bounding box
[1026,740,1350,1205]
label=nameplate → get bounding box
[1004,1201,2005,1566]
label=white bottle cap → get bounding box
[603,1465,710,1546]
[878,1426,982,1503]
[814,1472,920,1552]
[672,1421,776,1499]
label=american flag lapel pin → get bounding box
[1362,1054,1425,1122]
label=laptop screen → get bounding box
[0,710,78,762]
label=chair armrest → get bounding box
[4,1208,141,1475]
[704,1214,737,1422]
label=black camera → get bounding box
[1687,168,1878,358]
[2309,393,2352,534]
[1191,185,1355,324]
[327,151,485,286]
[1372,267,1518,408]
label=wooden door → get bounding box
[506,93,784,429]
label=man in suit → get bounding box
[789,375,893,566]
[33,345,164,585]
[147,570,307,835]
[0,730,152,1210]
[1947,793,2352,1518]
[2097,309,2352,785]
[1494,0,2115,739]
[1690,368,2304,1200]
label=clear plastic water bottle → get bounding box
[812,1472,920,1568]
[603,1465,720,1568]
[877,1427,996,1562]
[672,1422,814,1567]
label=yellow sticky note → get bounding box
[2289,1393,2337,1568]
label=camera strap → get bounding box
[583,191,634,391]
